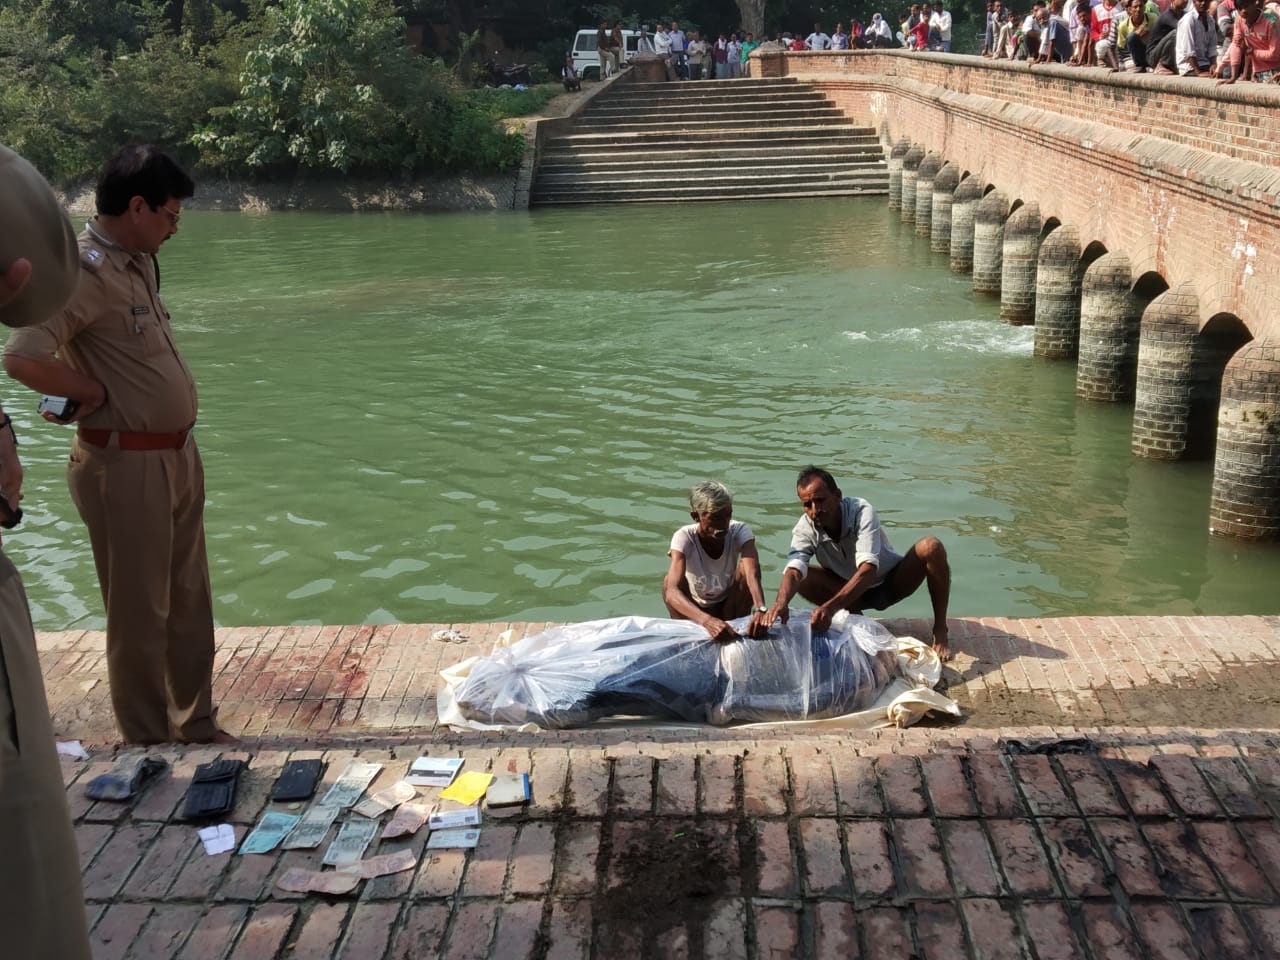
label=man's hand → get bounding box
[0,258,33,307]
[759,602,789,629]
[745,609,769,638]
[702,617,740,644]
[810,604,835,633]
[41,380,106,425]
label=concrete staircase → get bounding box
[531,77,888,205]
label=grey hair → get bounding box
[688,480,733,515]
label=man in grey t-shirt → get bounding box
[761,466,954,660]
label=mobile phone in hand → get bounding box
[38,395,79,421]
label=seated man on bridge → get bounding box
[663,481,770,643]
[760,466,954,660]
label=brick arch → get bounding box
[1040,217,1061,240]
[1132,271,1170,303]
[1080,240,1108,271]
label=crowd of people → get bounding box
[983,0,1279,80]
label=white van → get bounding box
[570,28,643,81]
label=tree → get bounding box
[736,0,767,34]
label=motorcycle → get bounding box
[480,58,532,87]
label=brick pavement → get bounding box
[38,615,1280,959]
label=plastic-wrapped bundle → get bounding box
[451,612,899,729]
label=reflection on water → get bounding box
[5,200,1277,629]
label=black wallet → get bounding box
[181,758,247,819]
[271,759,325,802]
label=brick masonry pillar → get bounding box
[914,153,942,237]
[1033,225,1084,359]
[999,203,1042,325]
[949,176,984,275]
[900,145,925,224]
[887,138,911,210]
[1132,283,1202,460]
[1210,338,1280,540]
[931,164,960,255]
[972,190,1009,296]
[1077,252,1140,402]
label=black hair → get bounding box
[796,466,839,493]
[95,144,194,217]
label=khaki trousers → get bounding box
[68,436,218,743]
[0,551,91,960]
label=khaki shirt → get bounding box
[3,223,198,433]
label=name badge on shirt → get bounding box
[131,305,151,316]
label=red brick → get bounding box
[490,902,542,960]
[1019,903,1084,960]
[553,822,600,896]
[893,818,950,898]
[742,752,788,817]
[124,825,199,899]
[940,819,1002,896]
[988,819,1058,897]
[800,818,846,895]
[654,755,697,816]
[441,901,498,960]
[363,830,429,901]
[509,822,555,895]
[1056,754,1125,816]
[1091,818,1162,897]
[704,899,749,960]
[1237,820,1280,880]
[82,822,161,899]
[335,902,400,959]
[1130,904,1198,960]
[1141,821,1222,899]
[960,899,1027,960]
[1187,905,1256,957]
[180,904,248,960]
[127,904,203,960]
[864,907,914,955]
[814,902,860,958]
[76,822,113,871]
[1241,906,1280,957]
[833,755,883,816]
[544,900,591,960]
[227,904,297,960]
[789,745,837,816]
[1010,755,1075,816]
[387,903,451,960]
[913,901,965,960]
[611,755,652,817]
[415,848,468,899]
[920,754,978,817]
[461,823,516,897]
[605,820,651,892]
[844,820,895,899]
[1041,819,1108,897]
[1105,758,1170,816]
[1150,754,1223,817]
[1196,757,1270,818]
[1080,903,1142,960]
[529,748,570,817]
[566,753,609,818]
[699,753,738,815]
[753,905,801,959]
[755,820,797,897]
[131,748,219,821]
[291,903,349,959]
[1191,821,1275,900]
[969,752,1025,817]
[877,755,928,816]
[92,904,152,960]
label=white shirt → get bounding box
[806,31,832,49]
[1175,7,1217,73]
[670,521,755,606]
[654,30,672,55]
[871,19,893,39]
[932,10,953,39]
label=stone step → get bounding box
[582,101,839,122]
[539,146,884,170]
[532,168,889,198]
[619,77,801,93]
[536,159,887,183]
[545,125,879,150]
[569,113,848,135]
[538,153,887,176]
[531,183,888,204]
[590,90,832,110]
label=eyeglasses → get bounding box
[158,204,181,225]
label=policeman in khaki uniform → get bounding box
[0,143,92,959]
[4,144,233,745]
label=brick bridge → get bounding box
[753,49,1280,542]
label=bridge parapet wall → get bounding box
[760,49,1280,340]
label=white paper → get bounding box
[405,757,464,788]
[197,824,236,855]
[427,806,481,830]
[426,827,480,849]
[56,740,89,759]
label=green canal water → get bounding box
[5,199,1276,630]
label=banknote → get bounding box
[322,817,380,867]
[276,867,360,895]
[352,780,417,819]
[321,761,383,808]
[380,802,432,839]
[239,811,300,855]
[281,803,341,850]
[356,848,418,879]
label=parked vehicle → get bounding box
[479,58,533,87]
[570,28,642,81]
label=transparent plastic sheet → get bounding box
[448,611,903,730]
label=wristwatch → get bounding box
[754,605,768,613]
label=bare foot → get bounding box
[1154,64,1175,75]
[932,627,954,662]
